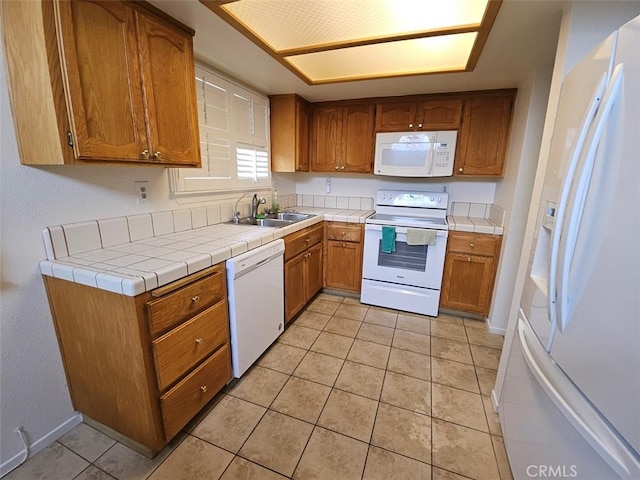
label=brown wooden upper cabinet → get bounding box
[310,103,375,173]
[2,0,200,166]
[270,94,310,172]
[454,93,515,177]
[375,98,463,132]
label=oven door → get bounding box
[362,224,448,289]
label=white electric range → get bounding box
[361,190,449,316]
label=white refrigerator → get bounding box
[500,15,640,480]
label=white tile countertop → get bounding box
[447,202,505,235]
[40,204,373,296]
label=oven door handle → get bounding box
[364,224,448,236]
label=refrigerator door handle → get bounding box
[557,64,624,333]
[547,73,608,350]
[517,318,637,478]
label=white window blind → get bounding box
[169,65,271,193]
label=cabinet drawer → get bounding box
[147,266,225,336]
[153,300,229,391]
[284,223,323,261]
[325,222,362,242]
[161,344,231,441]
[447,233,500,256]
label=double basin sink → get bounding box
[232,212,315,228]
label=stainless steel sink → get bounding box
[229,217,294,228]
[229,212,316,228]
[267,212,316,222]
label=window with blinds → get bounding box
[169,65,271,193]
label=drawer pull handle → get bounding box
[469,243,475,249]
[341,232,346,236]
[468,257,472,262]
[195,338,202,344]
[191,295,200,303]
[200,385,208,393]
[305,238,310,243]
[342,243,346,247]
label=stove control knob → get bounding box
[430,196,435,202]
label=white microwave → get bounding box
[373,130,457,177]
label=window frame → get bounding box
[169,64,271,194]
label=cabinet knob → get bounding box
[195,337,202,344]
[418,123,423,128]
[200,385,208,393]
[342,243,346,247]
[152,151,162,161]
[409,123,413,128]
[469,243,475,249]
[341,232,346,237]
[305,238,310,243]
[335,165,340,170]
[458,167,464,173]
[192,295,200,303]
[141,149,149,160]
[340,165,345,170]
[467,257,472,262]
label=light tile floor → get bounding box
[5,293,512,480]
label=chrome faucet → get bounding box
[252,194,266,218]
[233,193,266,224]
[233,193,251,224]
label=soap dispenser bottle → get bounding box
[271,182,280,213]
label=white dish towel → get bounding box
[406,228,437,246]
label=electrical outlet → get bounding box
[326,177,332,193]
[135,181,150,205]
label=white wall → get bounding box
[488,69,554,333]
[0,42,270,474]
[273,173,497,206]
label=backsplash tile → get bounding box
[313,195,325,208]
[127,214,154,242]
[173,209,192,232]
[348,197,361,210]
[98,217,130,248]
[206,205,221,226]
[191,207,207,229]
[452,202,470,216]
[324,196,337,208]
[302,195,314,207]
[469,203,488,218]
[49,226,69,259]
[63,221,102,256]
[152,211,174,236]
[489,205,506,227]
[336,197,349,209]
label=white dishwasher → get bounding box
[226,239,285,378]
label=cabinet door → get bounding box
[285,254,307,323]
[55,0,148,162]
[418,98,463,130]
[310,106,343,172]
[136,8,200,166]
[296,98,310,172]
[305,243,323,299]
[440,252,495,315]
[343,104,375,173]
[375,102,417,131]
[325,240,363,293]
[455,95,514,176]
[270,94,309,173]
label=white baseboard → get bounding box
[0,414,82,478]
[491,388,500,413]
[487,323,507,335]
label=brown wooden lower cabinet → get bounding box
[284,223,324,322]
[440,231,502,316]
[43,263,231,456]
[324,222,364,293]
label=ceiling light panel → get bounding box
[285,33,478,83]
[220,0,489,52]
